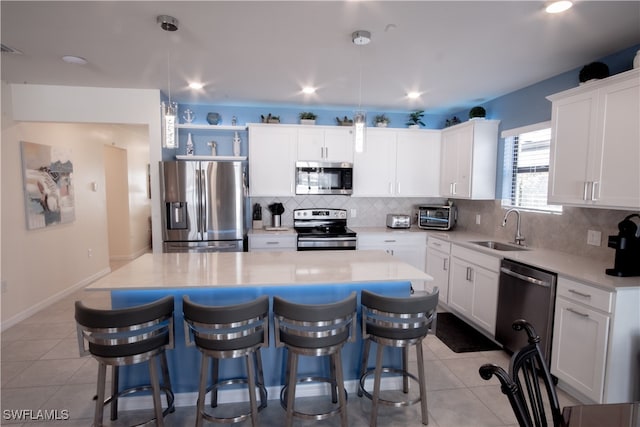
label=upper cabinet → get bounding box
[439,119,499,200]
[547,69,640,210]
[248,124,297,197]
[297,126,354,162]
[353,128,441,197]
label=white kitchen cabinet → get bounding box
[425,236,451,303]
[357,232,427,290]
[248,233,297,252]
[248,124,297,196]
[353,128,440,197]
[551,277,639,403]
[448,244,500,335]
[439,119,499,200]
[297,126,354,162]
[547,68,640,210]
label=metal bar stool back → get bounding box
[182,295,269,427]
[273,292,357,427]
[358,288,439,427]
[74,295,175,427]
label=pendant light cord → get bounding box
[358,47,363,109]
[167,49,172,104]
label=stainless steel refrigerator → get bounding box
[160,160,246,252]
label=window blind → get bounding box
[502,126,562,213]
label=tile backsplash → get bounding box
[250,196,446,228]
[454,199,631,263]
[251,196,632,264]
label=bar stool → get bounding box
[182,295,269,427]
[358,288,439,427]
[74,295,175,427]
[273,292,357,427]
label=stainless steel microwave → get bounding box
[418,205,457,230]
[295,161,353,195]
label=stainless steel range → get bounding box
[293,208,357,251]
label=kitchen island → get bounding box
[85,250,432,407]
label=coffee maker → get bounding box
[606,213,640,277]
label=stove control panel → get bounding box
[294,209,347,220]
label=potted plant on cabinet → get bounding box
[260,113,280,124]
[373,114,390,127]
[468,106,486,120]
[299,112,317,125]
[406,110,425,128]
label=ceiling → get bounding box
[2,1,639,114]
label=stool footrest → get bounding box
[359,368,421,408]
[103,384,175,425]
[280,376,348,421]
[201,378,268,424]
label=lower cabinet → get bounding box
[425,237,451,303]
[448,244,500,335]
[551,277,639,403]
[357,232,427,290]
[248,233,297,252]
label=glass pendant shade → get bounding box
[162,101,178,149]
[353,111,366,153]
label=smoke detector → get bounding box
[352,30,371,46]
[157,15,179,32]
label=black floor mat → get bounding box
[435,312,502,353]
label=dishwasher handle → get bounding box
[500,267,550,287]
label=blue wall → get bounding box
[453,43,639,198]
[164,43,640,176]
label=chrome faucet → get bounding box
[502,208,526,246]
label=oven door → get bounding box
[297,235,357,251]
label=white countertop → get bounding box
[86,250,431,291]
[352,227,640,291]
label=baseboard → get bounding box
[0,267,111,332]
[112,377,405,411]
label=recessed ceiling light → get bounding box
[407,92,421,99]
[546,1,573,14]
[352,30,371,46]
[302,86,316,94]
[188,82,204,90]
[62,55,88,65]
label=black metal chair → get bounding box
[479,319,564,427]
[182,295,269,427]
[74,295,175,427]
[273,292,357,427]
[358,288,439,427]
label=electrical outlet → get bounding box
[475,214,481,225]
[350,208,357,218]
[87,248,93,258]
[587,230,601,246]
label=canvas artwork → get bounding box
[20,141,75,230]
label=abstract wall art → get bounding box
[20,141,75,230]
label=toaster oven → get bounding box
[418,205,457,230]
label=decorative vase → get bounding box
[206,112,221,125]
[300,119,316,125]
[186,133,194,156]
[376,122,388,128]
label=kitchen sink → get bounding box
[470,241,530,251]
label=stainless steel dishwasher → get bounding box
[495,259,557,365]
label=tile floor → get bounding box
[1,260,579,426]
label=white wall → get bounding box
[1,84,161,328]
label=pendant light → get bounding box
[158,15,179,149]
[352,31,370,153]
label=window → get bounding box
[501,122,562,213]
